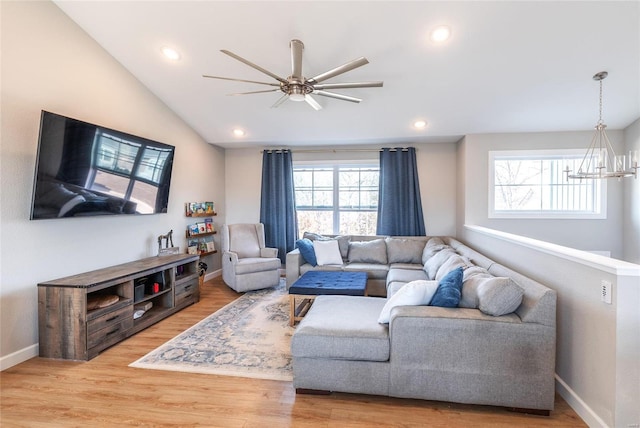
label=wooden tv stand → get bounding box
[37,253,200,361]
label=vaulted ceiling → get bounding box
[53,1,639,149]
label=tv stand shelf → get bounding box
[38,253,200,361]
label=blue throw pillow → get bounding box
[295,238,317,266]
[430,266,464,307]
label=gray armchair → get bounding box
[221,223,281,292]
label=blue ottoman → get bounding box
[289,271,368,326]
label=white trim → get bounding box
[1,344,39,371]
[488,149,607,219]
[464,224,640,276]
[555,374,609,428]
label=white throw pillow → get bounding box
[313,239,343,266]
[378,280,439,324]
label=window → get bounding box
[489,150,606,219]
[294,163,379,236]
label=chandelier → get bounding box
[565,71,638,180]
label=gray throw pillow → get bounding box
[303,232,350,259]
[385,237,425,264]
[348,239,388,264]
[435,255,472,282]
[477,277,524,316]
[421,237,450,264]
[459,268,492,308]
[423,248,456,279]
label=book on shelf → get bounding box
[189,224,200,236]
[185,201,215,216]
[205,218,214,233]
[206,241,215,252]
[187,245,198,255]
[197,222,206,233]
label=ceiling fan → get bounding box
[203,39,383,110]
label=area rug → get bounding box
[129,281,293,381]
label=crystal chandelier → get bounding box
[565,71,638,180]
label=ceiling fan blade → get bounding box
[314,90,362,103]
[228,89,280,96]
[202,75,280,87]
[307,57,369,84]
[304,95,322,111]
[290,39,304,80]
[312,81,383,90]
[271,94,289,108]
[220,49,288,84]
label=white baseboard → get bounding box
[205,269,221,282]
[556,374,608,428]
[1,344,39,371]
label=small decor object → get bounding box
[198,261,208,287]
[158,230,180,256]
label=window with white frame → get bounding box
[489,150,606,219]
[293,162,379,236]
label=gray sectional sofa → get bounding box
[288,235,558,413]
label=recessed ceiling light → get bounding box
[430,26,451,43]
[161,46,181,61]
[414,120,427,129]
[233,128,245,137]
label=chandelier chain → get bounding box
[598,78,603,125]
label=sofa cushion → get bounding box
[386,267,427,284]
[421,237,450,264]
[424,248,457,279]
[459,266,493,308]
[385,237,425,264]
[313,240,343,266]
[434,254,472,282]
[477,277,524,316]
[292,295,390,362]
[430,266,464,307]
[343,263,389,279]
[303,232,350,259]
[378,280,439,324]
[295,238,317,266]
[348,239,388,264]
[389,263,423,271]
[300,263,342,276]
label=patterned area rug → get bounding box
[129,281,293,381]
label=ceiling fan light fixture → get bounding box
[289,93,306,102]
[288,85,306,102]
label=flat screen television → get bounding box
[30,111,175,220]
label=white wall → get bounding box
[460,131,626,260]
[0,1,225,367]
[623,117,640,263]
[224,143,457,237]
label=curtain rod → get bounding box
[261,148,413,153]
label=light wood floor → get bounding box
[1,277,586,427]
